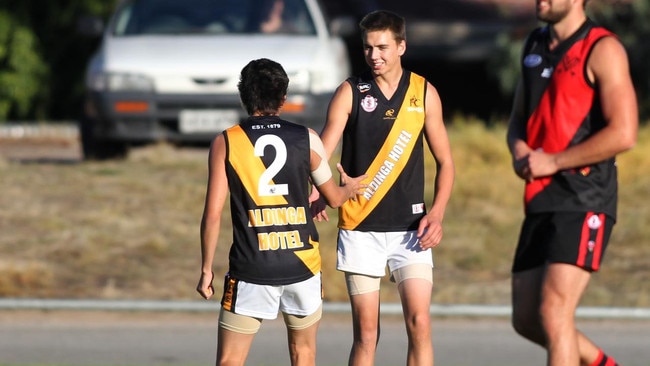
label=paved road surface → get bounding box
[1,310,648,366]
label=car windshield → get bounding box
[112,0,317,36]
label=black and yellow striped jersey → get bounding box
[339,70,427,231]
[224,116,321,285]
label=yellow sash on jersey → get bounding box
[339,74,426,230]
[226,125,288,207]
[294,236,321,275]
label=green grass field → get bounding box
[0,120,648,307]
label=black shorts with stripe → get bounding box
[512,212,615,273]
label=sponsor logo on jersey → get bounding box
[524,54,543,67]
[247,207,309,251]
[558,56,580,74]
[407,95,424,112]
[258,230,305,251]
[357,83,371,93]
[588,240,596,252]
[363,130,412,200]
[412,203,425,214]
[248,207,307,227]
[541,67,554,78]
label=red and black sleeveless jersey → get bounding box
[521,19,618,219]
[339,70,427,231]
[223,116,321,285]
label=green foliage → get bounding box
[0,0,119,122]
[0,10,47,121]
[486,31,525,101]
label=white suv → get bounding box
[80,0,353,159]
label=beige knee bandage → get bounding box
[218,307,262,335]
[283,304,323,330]
[345,273,381,295]
[391,264,433,284]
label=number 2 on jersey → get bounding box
[254,134,289,197]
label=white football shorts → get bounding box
[224,272,322,320]
[336,229,434,277]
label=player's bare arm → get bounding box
[197,134,228,299]
[321,81,354,158]
[418,82,455,249]
[310,81,354,220]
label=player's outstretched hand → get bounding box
[337,163,367,200]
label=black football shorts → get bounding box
[512,211,614,273]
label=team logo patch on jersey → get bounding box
[361,94,378,112]
[357,83,371,93]
[524,54,543,68]
[587,214,602,230]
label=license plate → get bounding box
[179,109,238,133]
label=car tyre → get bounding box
[79,116,128,160]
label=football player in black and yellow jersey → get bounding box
[196,58,367,366]
[312,10,455,366]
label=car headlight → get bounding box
[88,72,154,92]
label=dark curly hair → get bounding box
[237,58,289,115]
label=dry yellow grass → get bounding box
[0,122,648,306]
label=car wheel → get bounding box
[78,116,128,160]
